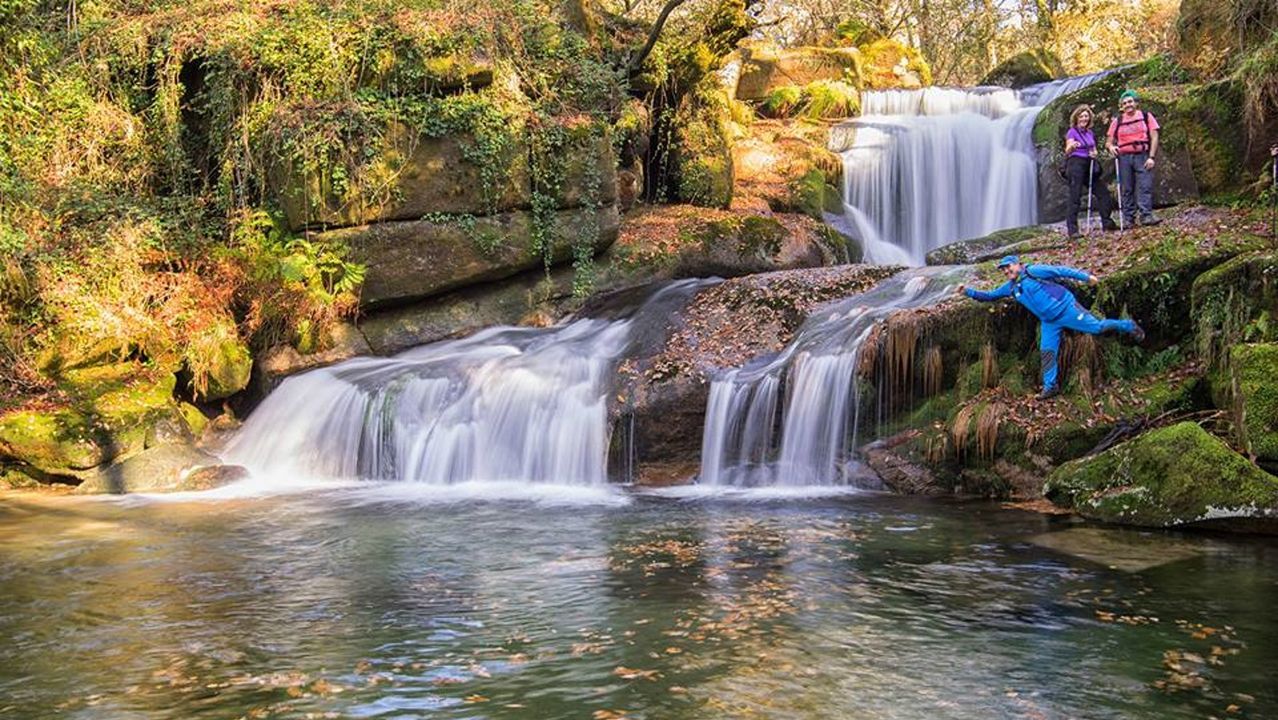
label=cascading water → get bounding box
[223,281,709,487]
[833,72,1111,265]
[698,268,960,488]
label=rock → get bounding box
[0,366,178,476]
[359,265,574,356]
[178,403,209,440]
[732,119,843,218]
[670,215,813,278]
[277,124,616,231]
[1044,422,1278,532]
[0,464,46,490]
[73,443,247,494]
[1229,344,1278,464]
[924,225,1059,265]
[194,327,253,401]
[1032,67,1199,223]
[256,322,373,392]
[863,434,944,495]
[672,83,735,208]
[322,204,619,309]
[735,46,863,101]
[980,49,1064,88]
[858,39,931,90]
[145,412,195,448]
[1191,250,1278,384]
[1176,0,1277,78]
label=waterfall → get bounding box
[223,281,708,486]
[697,268,960,487]
[835,71,1112,265]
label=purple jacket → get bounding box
[1065,127,1096,159]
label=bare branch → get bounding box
[628,0,689,75]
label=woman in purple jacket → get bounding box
[1063,104,1118,240]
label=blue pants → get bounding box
[1040,304,1136,391]
[1116,152,1155,222]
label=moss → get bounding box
[1045,421,1278,528]
[858,39,931,90]
[800,79,860,119]
[924,225,1054,266]
[980,48,1064,88]
[672,81,735,208]
[179,402,209,439]
[761,86,803,118]
[0,366,178,475]
[1192,250,1278,376]
[1230,343,1278,462]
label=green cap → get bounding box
[1120,89,1138,102]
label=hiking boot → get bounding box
[1139,215,1161,226]
[1130,322,1146,343]
[1036,386,1061,401]
[1067,232,1082,241]
[1102,219,1119,231]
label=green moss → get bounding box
[1045,421,1278,528]
[980,48,1064,88]
[1230,343,1278,462]
[1192,250,1278,375]
[858,39,930,90]
[673,81,735,208]
[800,80,859,119]
[761,85,803,118]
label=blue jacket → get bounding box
[965,264,1091,321]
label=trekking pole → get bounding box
[1086,157,1094,236]
[1271,154,1276,241]
[1114,156,1124,233]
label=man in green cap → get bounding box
[1106,89,1162,226]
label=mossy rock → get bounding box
[0,367,180,476]
[672,83,735,208]
[195,333,253,402]
[1191,250,1278,380]
[1032,65,1200,222]
[1230,343,1278,463]
[74,444,248,495]
[980,48,1064,88]
[736,46,863,101]
[924,225,1056,266]
[858,39,931,90]
[1045,421,1278,531]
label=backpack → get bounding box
[1110,110,1152,154]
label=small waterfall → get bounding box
[224,281,708,486]
[835,71,1111,265]
[697,268,959,487]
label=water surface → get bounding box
[1,488,1274,719]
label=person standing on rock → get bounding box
[1106,90,1162,227]
[956,255,1144,400]
[1063,104,1119,239]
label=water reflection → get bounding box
[0,492,1275,719]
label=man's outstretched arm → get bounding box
[958,281,1012,302]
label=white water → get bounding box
[836,72,1111,265]
[697,268,960,487]
[223,281,707,490]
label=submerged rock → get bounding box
[1044,422,1278,532]
[74,444,248,494]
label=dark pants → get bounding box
[1116,152,1155,222]
[1065,155,1114,235]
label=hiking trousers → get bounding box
[1116,152,1155,222]
[1064,156,1115,235]
[1040,303,1136,391]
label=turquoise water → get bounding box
[0,488,1275,719]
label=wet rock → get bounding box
[323,204,619,309]
[1044,422,1278,532]
[256,322,373,392]
[74,443,246,494]
[924,225,1060,266]
[863,433,944,495]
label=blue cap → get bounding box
[996,255,1019,268]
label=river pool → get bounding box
[1,486,1274,719]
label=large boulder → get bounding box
[924,225,1059,266]
[276,124,616,232]
[1191,250,1278,380]
[671,83,735,208]
[980,48,1064,88]
[189,319,253,402]
[1229,343,1278,465]
[321,204,619,309]
[255,322,374,394]
[1033,68,1199,223]
[1045,422,1278,532]
[74,443,249,494]
[0,366,183,477]
[858,39,931,90]
[735,46,863,101]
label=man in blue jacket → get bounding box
[957,255,1144,400]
